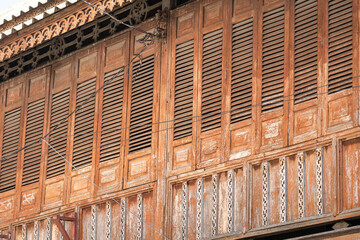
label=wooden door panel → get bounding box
[43,177,64,209]
[125,154,151,188]
[98,163,120,193]
[327,93,353,132]
[342,138,360,211]
[0,195,15,222]
[170,3,197,175]
[293,105,318,143]
[69,169,91,203]
[18,188,40,217]
[5,83,22,108]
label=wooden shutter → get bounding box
[261,6,285,112]
[328,0,353,94]
[174,40,194,140]
[231,17,253,123]
[129,55,154,153]
[0,107,21,193]
[201,29,223,132]
[47,89,70,179]
[294,0,318,104]
[73,78,96,169]
[100,70,124,162]
[22,99,45,186]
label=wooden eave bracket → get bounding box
[0,232,10,240]
[53,212,77,240]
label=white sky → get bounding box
[0,0,48,24]
[0,0,28,14]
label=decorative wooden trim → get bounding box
[120,198,126,240]
[297,152,305,219]
[180,182,188,240]
[262,162,269,226]
[0,0,68,34]
[90,205,97,240]
[46,217,52,240]
[33,221,39,240]
[136,194,143,240]
[227,170,234,233]
[105,201,112,240]
[21,224,26,240]
[196,178,203,240]
[316,148,324,215]
[211,174,219,236]
[279,157,287,223]
[0,0,132,62]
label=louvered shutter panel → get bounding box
[261,6,285,112]
[73,78,96,169]
[0,108,21,193]
[328,0,353,94]
[231,18,253,123]
[174,40,194,140]
[22,99,45,186]
[100,70,124,162]
[129,55,154,153]
[294,0,318,104]
[47,89,70,179]
[201,29,223,132]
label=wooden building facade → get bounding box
[0,0,360,239]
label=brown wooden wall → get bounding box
[0,0,360,239]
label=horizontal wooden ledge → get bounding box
[211,211,360,240]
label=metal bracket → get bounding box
[0,232,10,240]
[53,212,77,240]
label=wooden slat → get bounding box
[294,0,318,104]
[328,0,353,94]
[22,98,45,186]
[73,78,96,169]
[174,40,194,140]
[262,5,285,113]
[47,88,70,179]
[0,107,21,193]
[201,29,223,132]
[231,17,253,123]
[100,70,124,162]
[129,55,154,153]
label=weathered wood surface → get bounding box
[0,0,360,239]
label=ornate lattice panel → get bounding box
[0,0,162,82]
[172,168,246,239]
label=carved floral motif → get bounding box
[0,0,132,62]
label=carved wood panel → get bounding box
[251,146,332,229]
[171,167,246,239]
